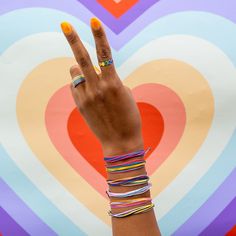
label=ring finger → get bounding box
[70,64,86,91]
[69,64,87,110]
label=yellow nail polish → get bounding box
[61,22,72,35]
[91,17,101,30]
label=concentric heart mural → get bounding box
[0,1,236,235]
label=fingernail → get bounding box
[61,22,72,35]
[91,17,101,30]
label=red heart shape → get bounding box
[67,102,164,178]
[45,83,185,196]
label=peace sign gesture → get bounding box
[61,18,144,156]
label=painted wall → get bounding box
[0,1,236,235]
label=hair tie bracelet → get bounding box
[110,197,151,205]
[107,175,149,187]
[106,183,152,198]
[110,197,152,209]
[111,200,149,209]
[106,166,143,174]
[108,166,144,173]
[104,147,151,163]
[108,178,149,187]
[105,158,145,167]
[106,160,145,168]
[108,203,155,218]
[106,161,146,173]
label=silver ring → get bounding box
[72,75,85,88]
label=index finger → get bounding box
[61,22,98,87]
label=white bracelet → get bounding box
[106,183,152,198]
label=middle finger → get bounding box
[61,22,98,87]
[90,18,117,79]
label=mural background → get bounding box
[0,0,236,235]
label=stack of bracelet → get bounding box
[104,147,154,218]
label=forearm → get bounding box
[103,142,161,236]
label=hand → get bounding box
[61,18,144,156]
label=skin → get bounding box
[61,18,161,236]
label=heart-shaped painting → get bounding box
[2,2,234,233]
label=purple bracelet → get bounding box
[104,147,151,163]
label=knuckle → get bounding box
[78,55,90,68]
[99,80,109,92]
[84,90,105,105]
[100,80,121,95]
[98,46,111,59]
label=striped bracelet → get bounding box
[106,161,146,173]
[107,174,149,187]
[108,203,155,218]
[104,147,151,163]
[106,183,152,198]
[105,158,145,167]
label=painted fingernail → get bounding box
[61,22,72,35]
[91,17,101,30]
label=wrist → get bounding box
[102,138,144,157]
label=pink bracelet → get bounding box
[110,198,152,209]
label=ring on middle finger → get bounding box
[99,58,113,67]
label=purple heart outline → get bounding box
[1,0,236,35]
